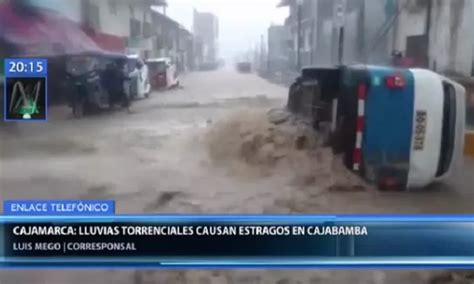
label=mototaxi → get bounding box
[65,52,129,117]
[126,54,151,99]
[146,57,179,90]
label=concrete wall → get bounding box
[315,19,333,66]
[193,10,219,63]
[91,1,156,57]
[268,25,289,60]
[93,1,130,37]
[285,0,317,68]
[343,10,360,64]
[193,11,218,42]
[429,0,473,75]
[89,1,152,37]
[393,1,427,52]
[29,0,82,21]
[364,0,393,64]
[268,25,290,71]
[395,0,473,76]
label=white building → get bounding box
[84,0,160,56]
[392,0,474,76]
[193,9,219,66]
[33,0,165,56]
[267,24,291,72]
[29,0,82,22]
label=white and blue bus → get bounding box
[288,65,465,190]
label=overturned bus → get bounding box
[288,65,465,190]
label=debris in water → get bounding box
[206,110,367,190]
[430,271,474,284]
[144,191,186,211]
[328,184,366,192]
[80,184,111,199]
[295,135,308,150]
[267,108,291,125]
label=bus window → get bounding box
[466,83,474,129]
[436,82,457,177]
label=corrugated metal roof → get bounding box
[0,2,106,57]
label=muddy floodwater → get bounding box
[1,70,474,283]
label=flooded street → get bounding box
[1,69,474,283]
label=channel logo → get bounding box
[4,77,46,121]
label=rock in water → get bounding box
[267,108,290,125]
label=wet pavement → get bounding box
[1,69,473,283]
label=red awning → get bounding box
[0,2,104,57]
[82,27,126,53]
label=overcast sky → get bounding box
[164,0,289,60]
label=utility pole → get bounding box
[338,27,345,65]
[260,34,265,71]
[334,0,346,65]
[296,0,303,71]
[332,0,346,133]
[425,0,433,69]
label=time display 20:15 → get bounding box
[5,59,48,77]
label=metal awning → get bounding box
[0,2,106,57]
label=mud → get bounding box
[205,109,368,191]
[430,271,474,284]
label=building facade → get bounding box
[280,0,393,68]
[267,24,291,73]
[392,0,473,76]
[193,9,219,67]
[81,0,128,52]
[280,0,473,76]
[30,0,166,57]
[279,0,318,69]
[29,0,83,22]
[152,11,194,72]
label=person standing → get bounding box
[103,60,130,112]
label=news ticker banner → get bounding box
[2,201,474,268]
